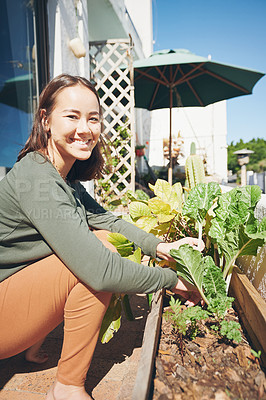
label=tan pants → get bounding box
[0,231,114,386]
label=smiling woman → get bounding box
[0,73,204,400]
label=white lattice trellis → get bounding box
[89,39,135,204]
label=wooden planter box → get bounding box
[132,268,266,400]
[229,267,266,367]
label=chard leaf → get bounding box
[107,232,130,247]
[122,214,134,224]
[246,215,266,239]
[148,197,171,215]
[153,179,172,200]
[157,214,175,223]
[126,247,142,263]
[182,182,221,224]
[127,189,148,204]
[220,226,266,278]
[203,257,226,300]
[170,244,208,304]
[150,179,183,211]
[208,218,226,243]
[135,216,158,232]
[107,232,134,257]
[208,186,266,279]
[116,243,134,257]
[99,294,122,343]
[151,222,173,237]
[212,185,262,232]
[171,182,183,211]
[129,201,151,220]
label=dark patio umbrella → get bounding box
[133,49,264,183]
[0,73,34,114]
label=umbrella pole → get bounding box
[168,87,173,185]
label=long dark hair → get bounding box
[18,74,109,181]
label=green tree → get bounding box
[227,138,266,174]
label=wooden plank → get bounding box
[229,267,266,367]
[132,290,163,400]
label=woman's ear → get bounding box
[40,109,49,132]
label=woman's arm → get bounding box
[15,161,177,294]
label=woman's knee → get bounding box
[65,282,112,313]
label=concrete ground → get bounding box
[0,294,149,400]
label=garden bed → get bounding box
[133,269,266,400]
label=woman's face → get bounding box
[44,84,101,170]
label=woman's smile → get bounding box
[70,137,93,147]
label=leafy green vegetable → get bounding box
[170,244,227,305]
[250,349,261,359]
[207,295,234,318]
[182,182,221,224]
[135,216,158,233]
[209,185,261,233]
[182,181,221,243]
[129,201,151,220]
[170,245,208,304]
[220,320,242,343]
[164,296,208,338]
[99,294,122,343]
[107,232,134,257]
[209,221,266,279]
[149,179,183,211]
[127,189,149,203]
[203,258,227,300]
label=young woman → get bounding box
[0,74,204,400]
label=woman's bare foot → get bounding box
[25,337,48,364]
[46,380,92,399]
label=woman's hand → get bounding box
[156,237,205,261]
[171,277,202,307]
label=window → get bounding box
[0,0,48,168]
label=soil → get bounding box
[152,300,266,400]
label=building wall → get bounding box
[47,0,90,79]
[148,101,228,182]
[124,0,153,57]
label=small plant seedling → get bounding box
[250,349,261,359]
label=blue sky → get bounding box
[152,0,266,144]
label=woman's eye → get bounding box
[67,115,78,119]
[90,117,100,123]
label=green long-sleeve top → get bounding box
[0,152,178,293]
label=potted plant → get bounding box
[135,144,146,157]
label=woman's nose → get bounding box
[76,119,92,135]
